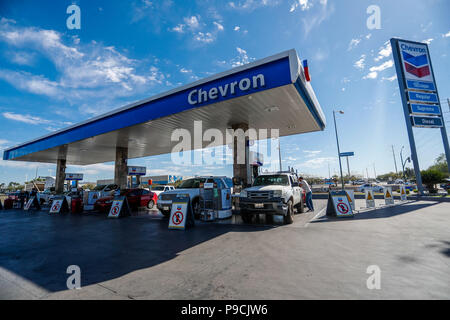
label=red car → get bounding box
[94,188,158,213]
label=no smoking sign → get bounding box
[108,200,124,218]
[337,202,349,214]
[172,211,184,225]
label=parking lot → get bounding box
[1,198,449,300]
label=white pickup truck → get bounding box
[157,176,232,217]
[239,172,305,224]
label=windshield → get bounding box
[93,185,106,191]
[253,175,289,186]
[178,178,206,189]
[152,186,165,191]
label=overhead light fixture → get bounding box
[265,106,279,113]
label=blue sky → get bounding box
[0,0,449,184]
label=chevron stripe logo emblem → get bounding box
[402,51,430,78]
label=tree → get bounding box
[377,172,401,181]
[421,169,446,193]
[428,153,449,177]
[82,184,95,191]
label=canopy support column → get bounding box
[55,145,68,194]
[114,147,128,189]
[232,123,251,187]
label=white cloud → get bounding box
[194,32,214,43]
[0,139,10,148]
[369,60,394,72]
[363,60,394,80]
[363,71,378,80]
[230,47,255,67]
[381,75,397,82]
[303,150,322,158]
[300,0,333,37]
[234,26,240,31]
[171,24,185,33]
[374,41,392,62]
[354,54,366,70]
[8,51,35,66]
[213,21,224,31]
[422,38,433,44]
[301,156,335,169]
[347,38,361,51]
[180,67,191,73]
[0,22,170,116]
[442,31,450,38]
[290,0,313,12]
[184,16,200,29]
[228,0,280,11]
[2,112,50,125]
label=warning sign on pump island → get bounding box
[326,190,354,218]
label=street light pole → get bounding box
[392,145,398,174]
[333,110,345,190]
[400,146,405,180]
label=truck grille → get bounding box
[247,191,274,200]
[161,194,176,201]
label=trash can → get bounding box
[71,196,83,214]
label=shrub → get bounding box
[421,169,446,194]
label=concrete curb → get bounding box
[312,193,450,202]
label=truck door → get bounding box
[290,176,301,204]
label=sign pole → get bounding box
[428,52,450,174]
[391,38,424,195]
[333,111,345,190]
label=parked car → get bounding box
[239,172,305,225]
[39,189,54,204]
[150,185,176,196]
[48,190,80,208]
[357,184,384,193]
[94,188,158,213]
[440,183,450,190]
[157,176,232,217]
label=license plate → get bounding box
[163,206,169,211]
[254,203,264,209]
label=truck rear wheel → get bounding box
[284,200,294,224]
[295,200,305,214]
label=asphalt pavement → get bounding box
[0,199,449,299]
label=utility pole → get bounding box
[278,138,282,172]
[373,163,377,179]
[391,145,398,174]
[328,161,331,179]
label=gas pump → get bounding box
[65,173,84,191]
[127,166,146,188]
[65,173,84,213]
[199,178,232,221]
[249,151,264,185]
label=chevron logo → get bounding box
[402,51,430,78]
